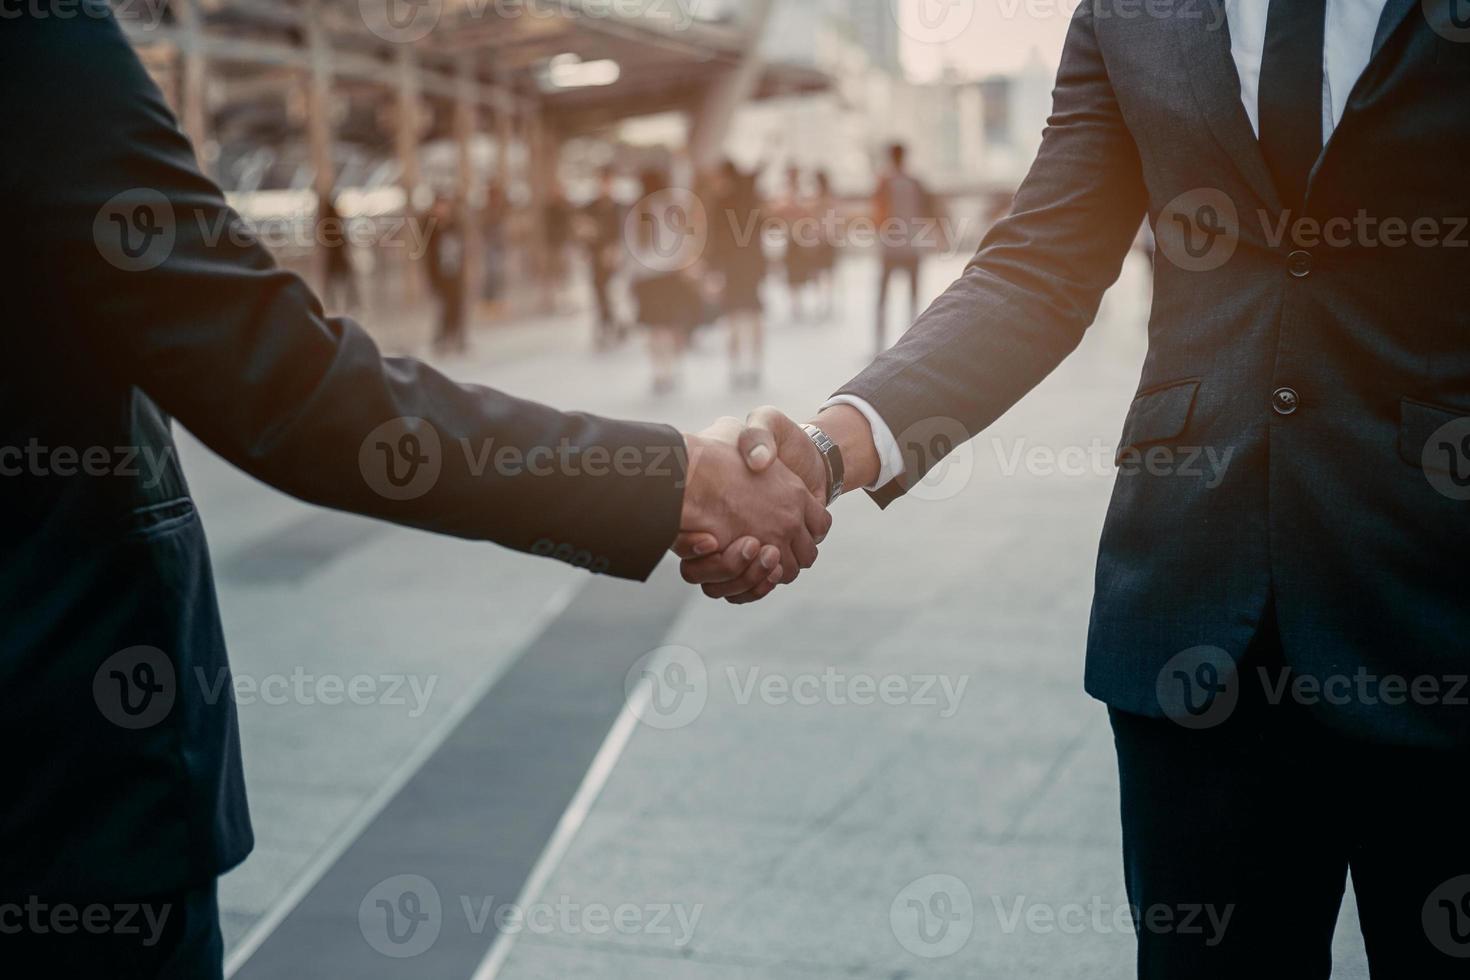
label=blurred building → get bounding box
[730,1,1053,201]
[847,0,903,75]
[120,0,825,337]
[903,48,1055,192]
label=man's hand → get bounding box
[678,405,881,602]
[673,418,831,600]
[736,407,828,500]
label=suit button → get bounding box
[1272,387,1300,415]
[1287,250,1313,278]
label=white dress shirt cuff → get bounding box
[821,395,906,492]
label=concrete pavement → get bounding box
[194,252,1370,977]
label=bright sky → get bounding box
[895,0,1073,80]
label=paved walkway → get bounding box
[192,253,1369,977]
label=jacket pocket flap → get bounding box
[1400,397,1470,474]
[1116,379,1200,465]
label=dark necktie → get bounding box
[1257,0,1328,209]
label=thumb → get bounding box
[738,407,793,473]
[743,406,827,499]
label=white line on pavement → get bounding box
[468,681,652,980]
[223,583,580,979]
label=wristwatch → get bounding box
[800,423,845,505]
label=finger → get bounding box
[802,493,833,544]
[726,574,781,605]
[671,532,721,560]
[778,532,814,586]
[680,537,761,585]
[722,557,785,605]
[759,545,782,578]
[701,545,783,599]
[791,527,818,573]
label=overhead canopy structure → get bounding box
[118,0,827,313]
[122,0,828,161]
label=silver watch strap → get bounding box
[801,424,844,504]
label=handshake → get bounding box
[673,405,875,604]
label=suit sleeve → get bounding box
[8,13,683,580]
[835,4,1149,506]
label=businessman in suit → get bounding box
[685,0,1470,974]
[0,9,827,975]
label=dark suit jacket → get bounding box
[838,0,1469,746]
[1,10,685,899]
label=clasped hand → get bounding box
[674,411,829,604]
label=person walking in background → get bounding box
[542,183,573,310]
[777,166,819,324]
[627,166,701,395]
[709,159,768,390]
[810,170,840,321]
[872,142,934,355]
[480,178,509,314]
[318,193,360,313]
[424,195,468,355]
[579,166,626,350]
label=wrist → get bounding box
[809,405,881,494]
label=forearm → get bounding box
[21,16,686,579]
[831,3,1145,499]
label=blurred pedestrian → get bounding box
[873,142,936,354]
[579,166,626,350]
[543,183,572,308]
[627,167,701,395]
[318,193,360,313]
[709,159,768,389]
[481,178,508,312]
[778,166,819,323]
[424,195,468,355]
[810,170,839,320]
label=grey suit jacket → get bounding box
[837,0,1470,746]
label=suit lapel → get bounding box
[1371,0,1420,59]
[1175,0,1282,213]
[1338,0,1422,111]
[1311,0,1421,184]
